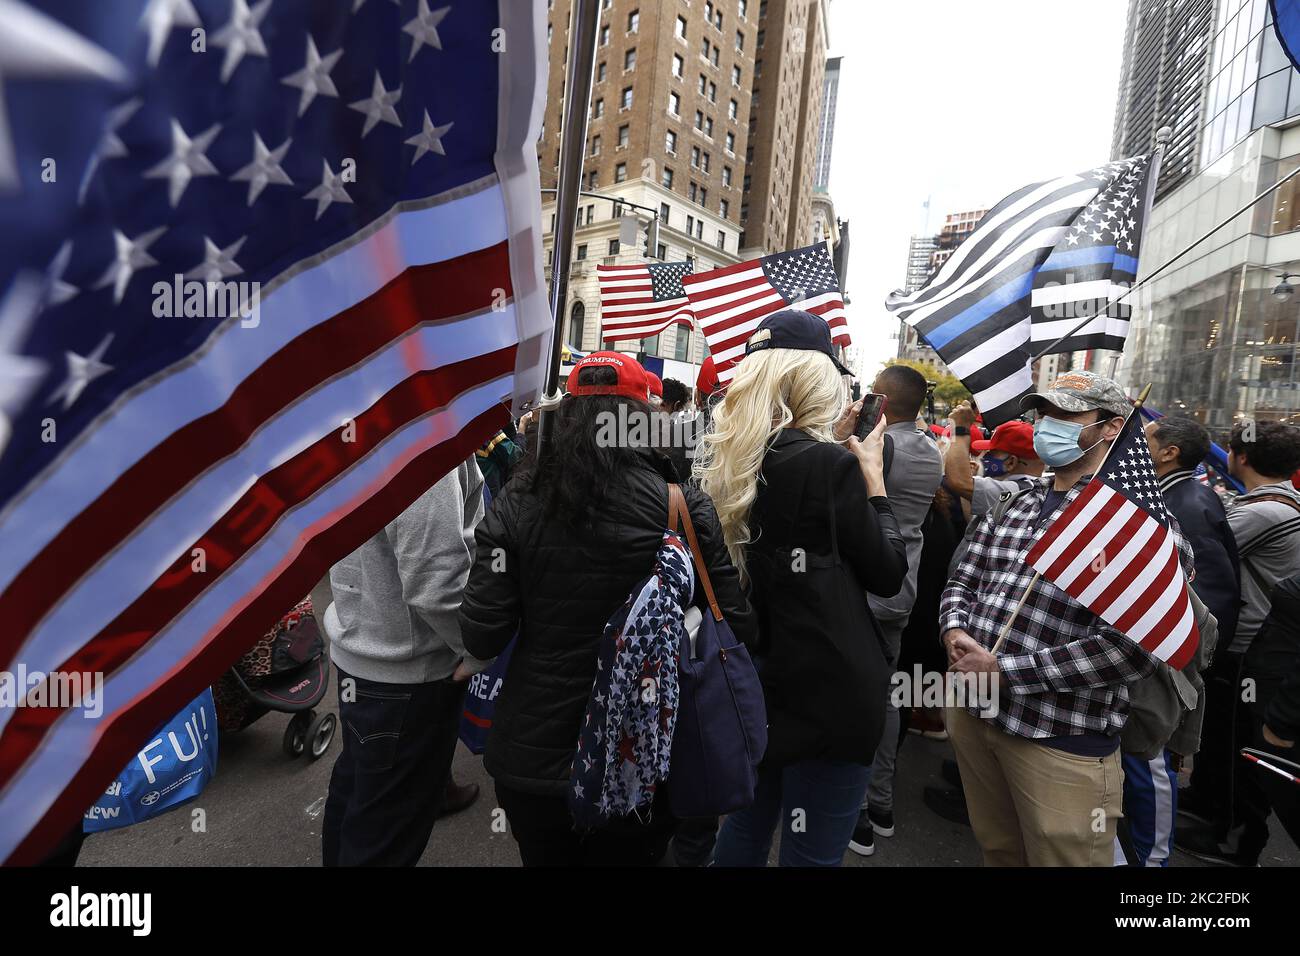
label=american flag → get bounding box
[682,241,848,385]
[884,154,1158,427]
[0,0,549,864]
[1030,152,1159,353]
[598,260,695,344]
[1025,411,1200,670]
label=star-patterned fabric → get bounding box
[569,532,691,830]
[885,152,1159,428]
[1030,154,1158,352]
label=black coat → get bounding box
[1163,473,1241,650]
[1245,574,1300,742]
[744,430,907,766]
[458,447,755,795]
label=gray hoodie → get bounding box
[326,457,486,684]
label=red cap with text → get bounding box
[566,351,649,401]
[971,420,1038,461]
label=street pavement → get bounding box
[77,693,1300,868]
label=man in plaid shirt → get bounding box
[940,371,1195,866]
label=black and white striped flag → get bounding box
[885,153,1158,426]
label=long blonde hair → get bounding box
[694,348,847,577]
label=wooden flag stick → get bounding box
[986,383,1152,657]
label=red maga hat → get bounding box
[566,351,649,402]
[971,420,1038,461]
[647,372,663,398]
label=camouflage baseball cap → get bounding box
[1020,370,1131,419]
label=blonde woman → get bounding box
[698,310,907,867]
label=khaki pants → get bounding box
[945,705,1123,867]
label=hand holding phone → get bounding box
[853,393,888,441]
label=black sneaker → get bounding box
[867,805,895,837]
[1173,825,1258,867]
[923,785,970,827]
[941,758,962,789]
[847,810,875,857]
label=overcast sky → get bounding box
[826,0,1130,373]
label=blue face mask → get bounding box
[982,454,1008,478]
[1033,417,1106,468]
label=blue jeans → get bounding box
[713,760,871,867]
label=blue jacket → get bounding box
[1160,469,1240,652]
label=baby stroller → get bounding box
[213,597,337,760]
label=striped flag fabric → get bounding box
[0,0,549,864]
[598,261,696,344]
[884,154,1157,426]
[1030,151,1160,353]
[1025,411,1200,670]
[683,242,849,385]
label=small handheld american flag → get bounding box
[1025,407,1200,669]
[598,261,695,344]
[683,242,848,385]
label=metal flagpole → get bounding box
[984,383,1153,656]
[1032,141,1300,361]
[534,0,603,462]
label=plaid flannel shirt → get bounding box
[940,474,1196,740]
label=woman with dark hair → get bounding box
[458,352,755,867]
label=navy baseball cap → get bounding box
[745,309,853,376]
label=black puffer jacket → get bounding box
[459,447,755,795]
[1245,573,1300,742]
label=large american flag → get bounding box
[0,0,549,864]
[1026,411,1200,670]
[884,154,1158,427]
[598,260,695,343]
[683,241,848,385]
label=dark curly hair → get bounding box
[519,365,654,531]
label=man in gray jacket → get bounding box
[322,456,489,866]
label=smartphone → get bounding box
[853,393,888,441]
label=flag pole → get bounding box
[1032,127,1300,360]
[985,383,1153,656]
[533,0,603,463]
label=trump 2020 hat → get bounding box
[971,420,1038,461]
[566,351,649,401]
[744,309,853,376]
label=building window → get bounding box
[600,24,609,45]
[695,109,704,130]
[689,182,698,202]
[588,170,598,188]
[641,334,659,357]
[624,47,636,71]
[620,86,633,109]
[732,65,742,86]
[698,74,707,96]
[694,219,703,239]
[686,213,695,235]
[726,132,736,153]
[708,81,717,103]
[701,152,710,172]
[585,203,595,224]
[739,0,748,18]
[596,61,607,83]
[662,166,674,188]
[627,9,639,32]
[659,202,670,225]
[590,135,600,156]
[665,129,677,153]
[618,124,629,148]
[711,46,719,67]
[728,98,738,120]
[672,54,684,78]
[720,198,729,219]
[736,31,744,51]
[669,91,680,115]
[593,98,604,118]
[691,145,701,167]
[576,243,588,260]
[700,187,708,206]
[716,231,726,251]
[700,36,710,59]
[609,238,620,255]
[657,242,668,259]
[614,162,627,182]
[704,116,714,137]
[674,330,691,361]
[722,166,732,187]
[569,300,585,348]
[675,16,687,40]
[757,29,764,48]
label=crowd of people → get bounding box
[317,307,1300,868]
